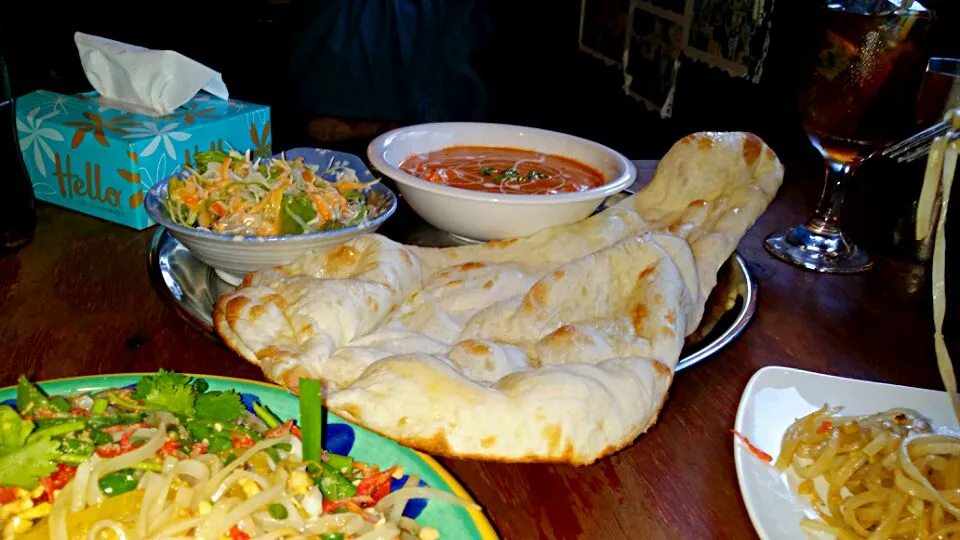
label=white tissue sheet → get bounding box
[74,32,229,116]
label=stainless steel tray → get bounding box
[147,191,756,372]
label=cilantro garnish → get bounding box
[196,390,246,423]
[0,438,60,489]
[0,405,33,453]
[482,167,549,182]
[131,370,201,417]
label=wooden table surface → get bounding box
[0,147,948,539]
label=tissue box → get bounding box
[15,90,271,230]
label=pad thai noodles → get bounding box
[163,150,377,236]
[0,371,476,539]
[772,405,960,539]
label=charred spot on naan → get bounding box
[542,424,563,454]
[521,281,550,312]
[743,133,763,166]
[457,261,486,271]
[543,325,592,347]
[630,303,649,333]
[486,238,518,248]
[483,279,495,289]
[223,296,251,327]
[660,326,676,338]
[445,279,464,288]
[461,340,491,355]
[480,436,497,449]
[263,293,288,310]
[664,308,676,324]
[399,249,414,267]
[637,263,658,283]
[255,345,292,361]
[325,245,361,273]
[698,136,714,150]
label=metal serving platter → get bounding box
[147,190,757,372]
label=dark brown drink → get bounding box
[765,0,934,274]
[801,1,932,164]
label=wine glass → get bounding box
[764,0,932,273]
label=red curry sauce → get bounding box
[399,146,606,195]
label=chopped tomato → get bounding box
[290,425,301,440]
[231,435,255,449]
[70,407,90,417]
[265,419,295,439]
[356,469,396,501]
[0,486,17,505]
[35,408,54,418]
[159,440,183,457]
[228,526,250,540]
[40,464,77,502]
[190,441,209,456]
[371,481,392,503]
[732,430,773,463]
[96,443,126,458]
[816,421,833,434]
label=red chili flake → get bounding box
[816,421,833,434]
[190,441,209,456]
[732,430,773,463]
[231,435,256,449]
[0,486,17,505]
[158,439,183,457]
[40,464,77,502]
[265,419,295,439]
[228,526,251,540]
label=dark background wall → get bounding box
[4,0,958,162]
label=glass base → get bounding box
[764,224,872,274]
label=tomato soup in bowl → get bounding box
[368,123,635,241]
[399,146,606,195]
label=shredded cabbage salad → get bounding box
[163,150,377,236]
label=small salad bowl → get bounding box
[145,147,397,285]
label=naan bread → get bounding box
[214,132,784,464]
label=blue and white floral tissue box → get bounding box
[15,90,271,230]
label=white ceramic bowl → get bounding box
[367,122,636,241]
[145,148,397,286]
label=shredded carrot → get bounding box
[732,429,772,463]
[312,196,332,221]
[220,157,232,179]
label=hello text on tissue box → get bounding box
[16,90,271,229]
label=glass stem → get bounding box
[806,159,856,236]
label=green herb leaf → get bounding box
[479,167,497,176]
[131,370,198,417]
[280,194,318,235]
[0,406,34,455]
[193,151,231,173]
[16,376,53,416]
[195,391,246,423]
[0,438,60,489]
